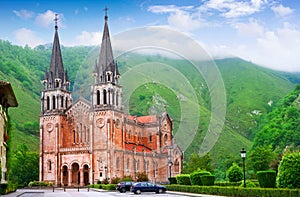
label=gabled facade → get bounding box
[39,13,182,186]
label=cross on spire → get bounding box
[54,13,59,30]
[104,6,108,21]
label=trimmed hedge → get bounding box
[190,170,211,186]
[257,170,276,188]
[0,183,18,195]
[200,175,215,186]
[168,177,177,184]
[165,185,300,197]
[176,174,191,185]
[101,184,117,190]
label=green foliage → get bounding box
[121,176,133,181]
[166,184,300,197]
[190,170,211,185]
[110,177,121,184]
[0,182,18,195]
[175,174,191,185]
[253,86,300,153]
[101,184,117,190]
[200,175,215,186]
[277,152,300,188]
[182,153,213,174]
[8,144,39,185]
[257,170,276,188]
[28,181,53,187]
[239,180,257,188]
[168,177,177,184]
[226,163,243,182]
[248,145,276,173]
[136,172,149,182]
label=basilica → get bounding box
[39,13,182,186]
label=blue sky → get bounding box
[0,0,299,72]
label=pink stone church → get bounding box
[39,12,183,186]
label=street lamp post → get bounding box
[168,161,173,179]
[240,148,246,188]
[92,170,94,185]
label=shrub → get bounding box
[176,174,191,185]
[101,184,116,190]
[226,163,243,182]
[110,177,121,184]
[136,172,149,182]
[121,176,133,181]
[257,170,276,188]
[190,170,211,185]
[277,152,300,188]
[168,177,177,184]
[200,175,215,186]
[239,180,257,188]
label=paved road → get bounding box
[4,188,223,197]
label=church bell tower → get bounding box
[92,10,122,111]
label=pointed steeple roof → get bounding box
[95,9,120,83]
[49,17,64,80]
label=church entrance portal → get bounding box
[62,165,68,186]
[72,163,80,185]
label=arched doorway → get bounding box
[83,164,89,185]
[62,165,68,186]
[72,163,80,185]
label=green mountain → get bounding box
[0,40,299,171]
[253,85,300,152]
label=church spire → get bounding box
[42,14,69,90]
[94,7,120,84]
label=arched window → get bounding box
[174,159,180,173]
[52,95,56,109]
[73,130,76,143]
[48,160,52,171]
[137,160,140,172]
[164,134,168,145]
[65,97,68,108]
[116,157,120,169]
[138,132,141,142]
[112,90,115,105]
[103,89,107,104]
[96,90,100,105]
[149,133,152,142]
[128,130,131,139]
[126,158,130,172]
[47,96,50,110]
[116,91,118,106]
[61,96,64,108]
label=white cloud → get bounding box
[202,0,267,18]
[14,28,44,47]
[234,19,264,37]
[13,9,34,19]
[148,5,205,31]
[271,4,293,17]
[35,10,64,28]
[75,31,101,46]
[218,23,300,72]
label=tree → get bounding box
[248,145,276,173]
[226,163,243,182]
[277,152,300,188]
[9,144,39,185]
[182,153,213,174]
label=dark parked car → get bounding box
[130,182,166,194]
[116,181,135,193]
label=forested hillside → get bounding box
[0,40,299,171]
[253,85,300,152]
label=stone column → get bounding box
[80,169,84,186]
[68,169,72,186]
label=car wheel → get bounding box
[121,188,126,193]
[158,189,163,193]
[135,189,141,194]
